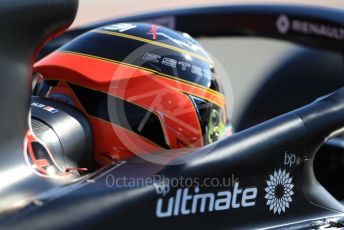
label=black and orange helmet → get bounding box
[33,23,232,166]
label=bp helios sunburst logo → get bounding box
[265,169,294,214]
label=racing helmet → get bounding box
[32,23,232,167]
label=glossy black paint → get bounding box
[0,1,343,229]
[56,21,220,90]
[6,87,344,229]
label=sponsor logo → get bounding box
[265,169,294,214]
[142,52,212,80]
[154,182,170,197]
[276,15,290,34]
[155,182,257,218]
[276,14,344,40]
[31,102,59,114]
[284,152,296,167]
[31,102,45,108]
[43,106,59,114]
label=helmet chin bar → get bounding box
[27,97,93,177]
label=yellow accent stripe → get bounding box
[92,29,213,64]
[60,50,225,105]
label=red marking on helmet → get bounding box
[148,24,158,40]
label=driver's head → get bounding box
[33,23,232,166]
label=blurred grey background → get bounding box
[73,0,344,28]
